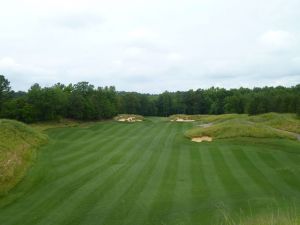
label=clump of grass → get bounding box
[185,119,296,140]
[30,118,82,132]
[220,207,300,225]
[0,119,47,195]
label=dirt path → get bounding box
[271,127,300,141]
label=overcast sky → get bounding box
[0,0,300,93]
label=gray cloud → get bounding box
[0,0,299,93]
[49,13,104,29]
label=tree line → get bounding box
[0,75,299,123]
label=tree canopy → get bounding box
[0,75,299,123]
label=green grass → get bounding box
[185,119,296,140]
[0,118,300,224]
[0,119,47,195]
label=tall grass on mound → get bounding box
[220,207,299,225]
[247,113,300,133]
[170,114,247,123]
[185,120,296,140]
[0,119,47,195]
[30,119,81,132]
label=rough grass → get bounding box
[30,119,82,132]
[170,114,247,123]
[0,118,300,225]
[0,119,47,195]
[248,113,300,133]
[185,119,296,140]
[170,113,300,134]
[220,207,300,225]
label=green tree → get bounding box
[0,75,11,112]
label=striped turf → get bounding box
[0,118,300,225]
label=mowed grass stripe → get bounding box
[31,124,154,225]
[3,123,153,225]
[52,123,135,172]
[198,146,236,222]
[52,121,113,140]
[189,141,213,224]
[224,146,273,197]
[244,149,300,197]
[122,123,182,225]
[16,123,143,201]
[46,124,118,160]
[51,121,137,158]
[220,146,265,196]
[231,147,280,196]
[89,123,175,225]
[34,122,171,225]
[200,147,227,199]
[208,146,247,219]
[257,150,300,192]
[45,124,143,188]
[209,146,247,198]
[51,122,130,160]
[144,123,182,225]
[167,140,192,225]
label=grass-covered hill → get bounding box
[0,119,47,195]
[185,119,296,140]
[170,114,248,123]
[248,113,300,133]
[181,113,300,141]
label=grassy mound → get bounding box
[185,119,296,140]
[248,113,300,133]
[30,118,81,132]
[170,114,247,123]
[0,119,47,194]
[114,114,144,122]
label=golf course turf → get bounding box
[0,117,300,225]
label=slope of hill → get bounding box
[0,119,47,195]
[185,119,296,140]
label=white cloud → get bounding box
[166,53,183,62]
[124,47,144,58]
[0,0,300,92]
[127,28,159,40]
[47,13,103,30]
[0,57,19,68]
[259,30,295,51]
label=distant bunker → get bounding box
[118,117,142,122]
[115,115,144,123]
[171,118,195,122]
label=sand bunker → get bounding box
[117,117,142,122]
[171,118,195,122]
[191,136,212,142]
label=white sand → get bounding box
[191,136,212,142]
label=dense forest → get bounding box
[0,75,299,123]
